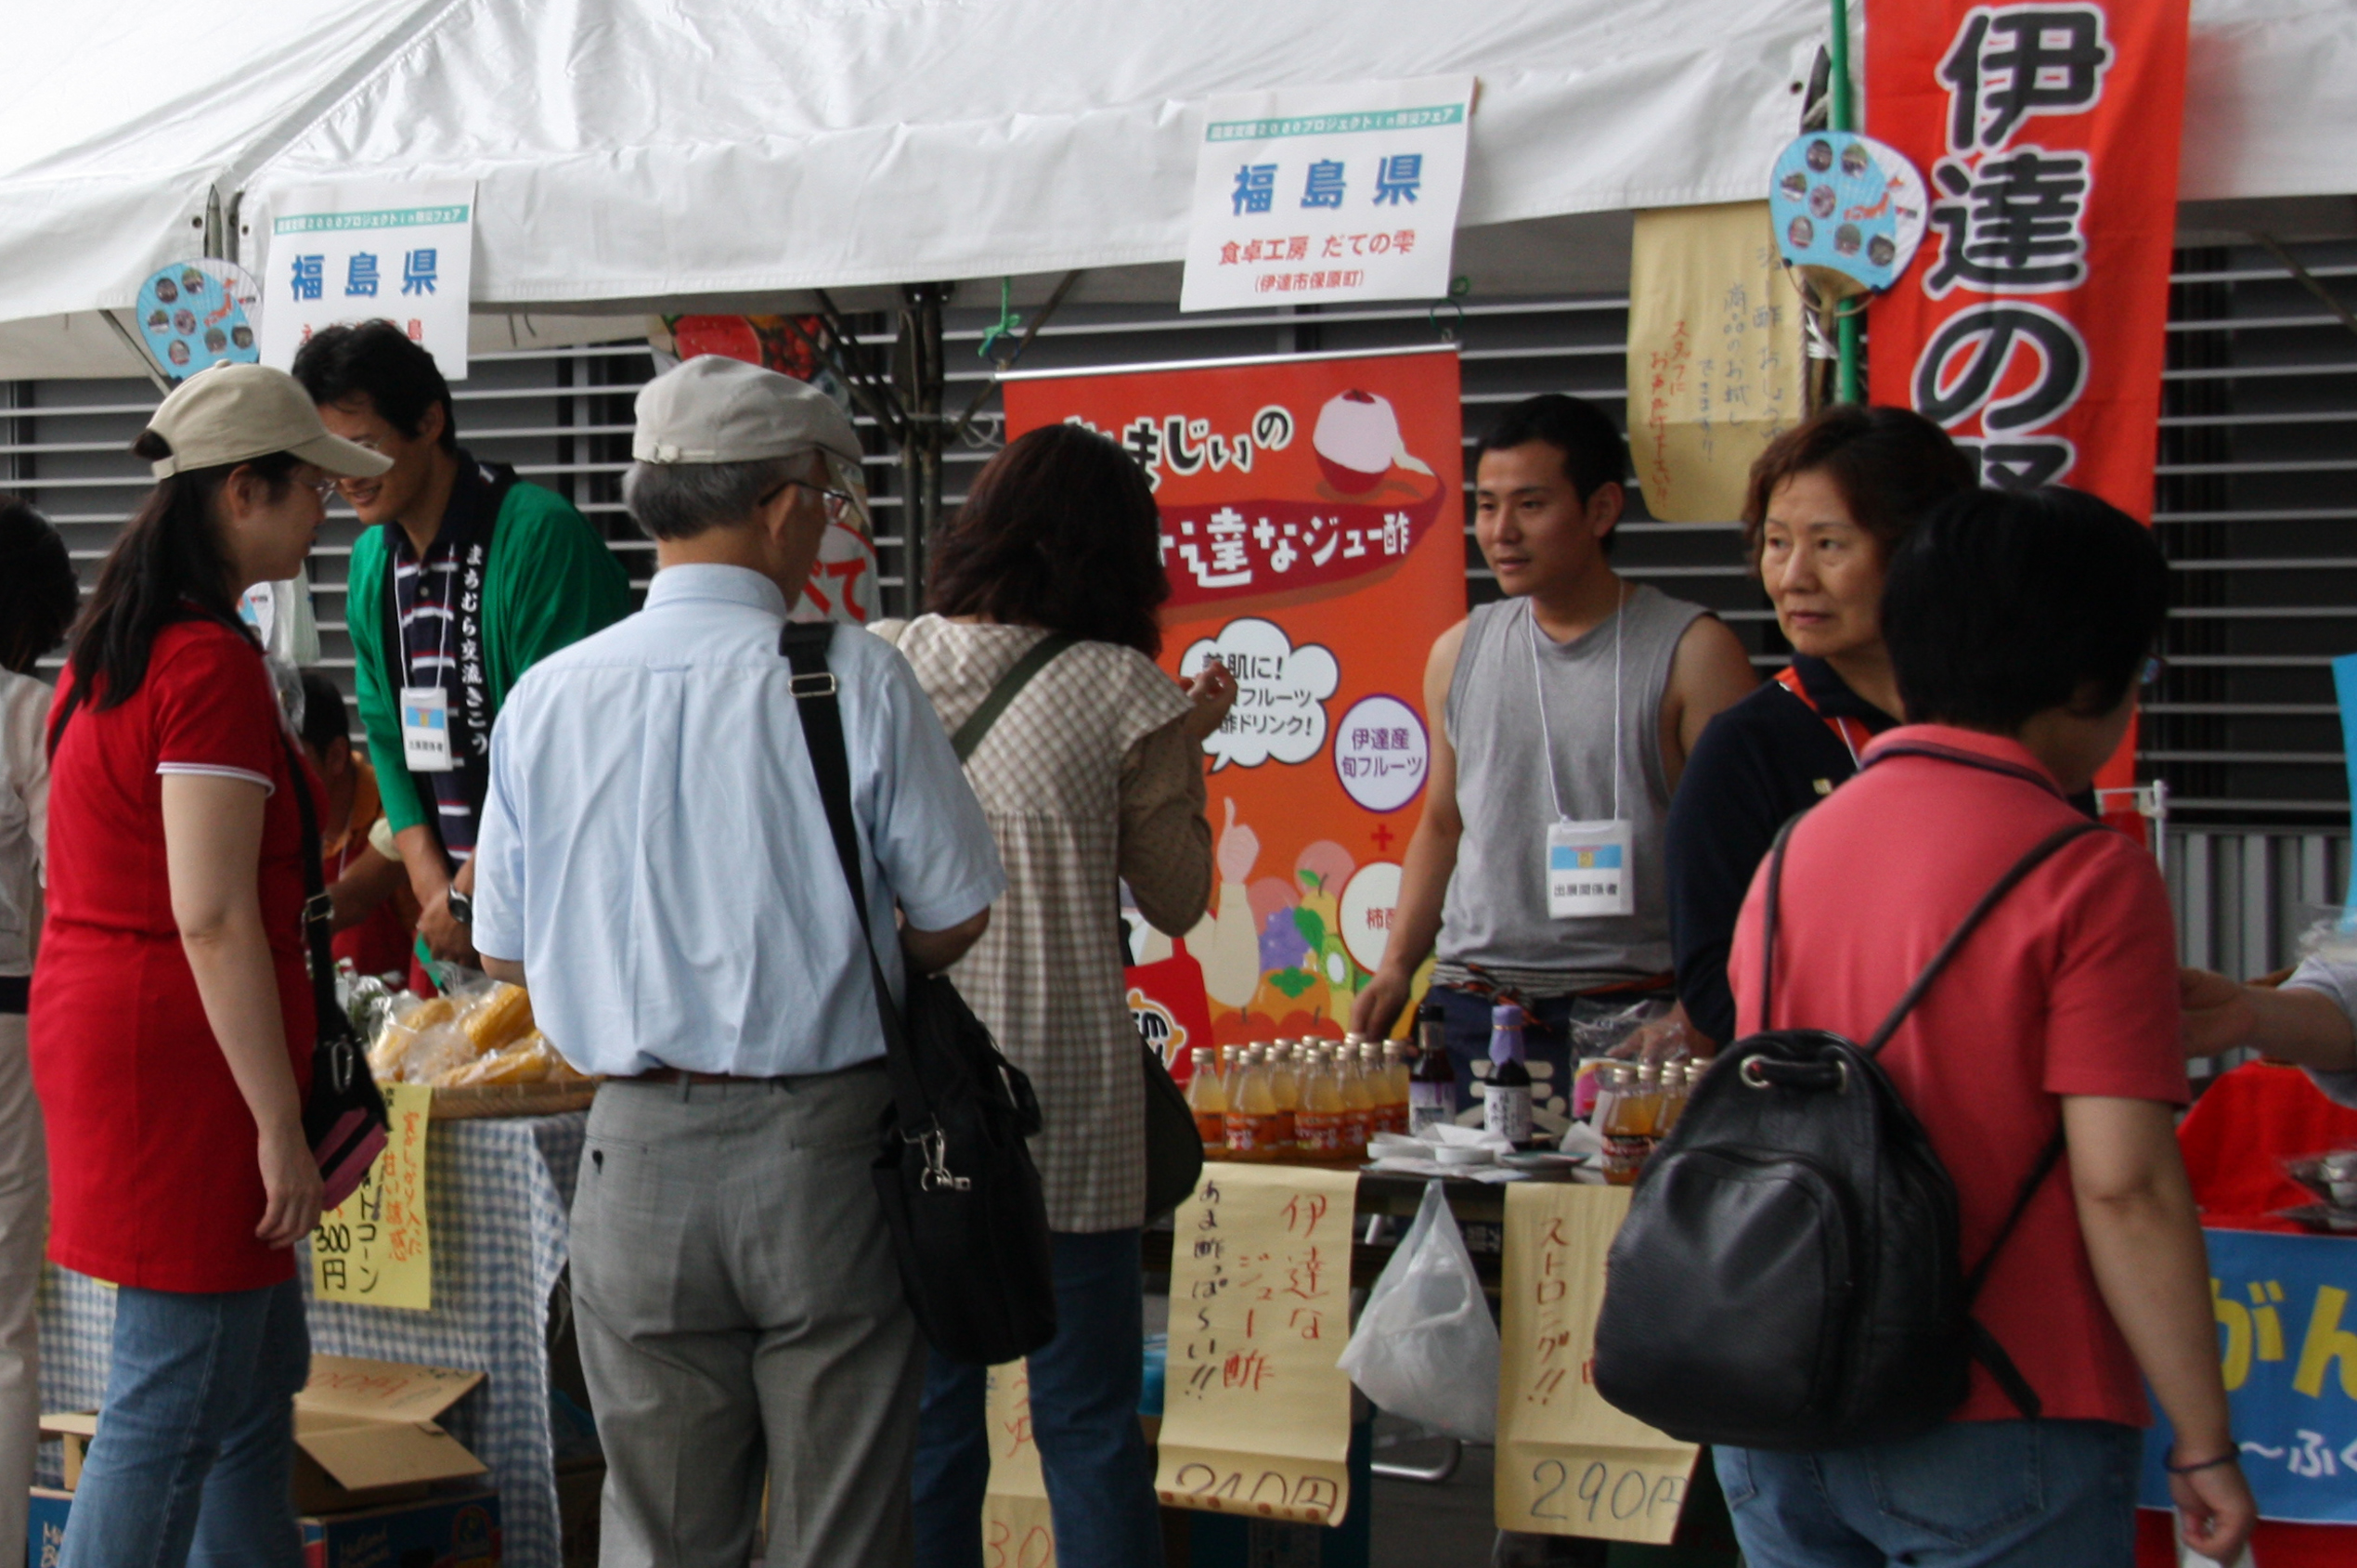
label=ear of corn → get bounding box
[460,984,537,1055]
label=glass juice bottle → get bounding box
[1187,1047,1228,1157]
[1408,1001,1456,1136]
[1224,1048,1283,1160]
[1484,1003,1535,1150]
[1298,1048,1344,1156]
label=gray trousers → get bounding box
[571,1066,924,1568]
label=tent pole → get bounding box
[1829,0,1863,404]
[897,283,950,615]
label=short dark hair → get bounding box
[927,423,1168,656]
[1475,394,1629,503]
[297,670,351,757]
[1884,486,2168,731]
[0,498,79,674]
[1741,404,1974,561]
[291,321,458,450]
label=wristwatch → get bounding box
[446,889,473,927]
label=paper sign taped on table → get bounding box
[1625,202,1805,525]
[311,1081,434,1311]
[1496,1183,1699,1545]
[1156,1161,1361,1526]
[984,1359,1059,1567]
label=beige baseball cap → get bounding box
[141,363,392,480]
[633,355,861,466]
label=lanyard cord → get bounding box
[397,543,457,683]
[1525,585,1625,825]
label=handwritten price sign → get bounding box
[1496,1184,1697,1545]
[984,1360,1058,1567]
[310,1082,433,1311]
[1155,1161,1361,1526]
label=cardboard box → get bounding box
[42,1353,488,1514]
[29,1485,500,1568]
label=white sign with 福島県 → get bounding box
[1181,76,1474,314]
[257,180,476,381]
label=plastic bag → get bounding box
[1337,1179,1499,1442]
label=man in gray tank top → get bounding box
[1352,394,1755,1134]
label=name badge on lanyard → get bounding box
[1548,818,1635,919]
[400,686,455,773]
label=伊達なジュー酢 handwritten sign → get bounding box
[1155,1161,1361,1526]
[310,1082,433,1311]
[1496,1184,1698,1545]
[984,1359,1058,1567]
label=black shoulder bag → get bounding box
[941,630,1205,1226]
[1592,807,2101,1450]
[783,623,1057,1367]
[49,666,388,1212]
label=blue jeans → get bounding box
[59,1277,309,1568]
[913,1229,1162,1568]
[1716,1419,2141,1568]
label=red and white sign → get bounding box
[1868,0,2188,518]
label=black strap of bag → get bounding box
[1756,802,2103,1420]
[949,633,1076,763]
[777,625,941,1149]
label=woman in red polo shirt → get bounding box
[30,366,388,1568]
[1719,487,2252,1568]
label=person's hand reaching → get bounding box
[1181,660,1238,743]
[2180,967,2258,1060]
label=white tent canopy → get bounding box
[3,0,2353,377]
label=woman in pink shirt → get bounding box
[1719,487,2252,1568]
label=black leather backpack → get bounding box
[1592,811,2101,1450]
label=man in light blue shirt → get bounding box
[473,356,1004,1568]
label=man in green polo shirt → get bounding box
[295,321,630,967]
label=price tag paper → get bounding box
[1155,1161,1360,1526]
[1496,1184,1697,1544]
[310,1082,434,1311]
[984,1360,1058,1567]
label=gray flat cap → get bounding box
[633,355,861,466]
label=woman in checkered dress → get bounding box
[881,423,1234,1568]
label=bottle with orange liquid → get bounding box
[1296,1046,1345,1156]
[1186,1047,1228,1157]
[1268,1042,1301,1155]
[1224,1047,1285,1160]
[1337,1043,1373,1158]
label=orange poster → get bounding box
[1003,344,1466,1046]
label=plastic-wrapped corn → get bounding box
[369,995,453,1082]
[446,1030,558,1087]
[460,983,536,1056]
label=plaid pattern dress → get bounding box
[885,616,1211,1232]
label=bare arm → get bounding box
[1350,621,1466,1040]
[394,823,478,965]
[328,842,411,934]
[2180,966,2356,1068]
[2063,1095,2255,1563]
[480,953,527,987]
[162,775,323,1249]
[903,906,991,975]
[1658,616,1756,792]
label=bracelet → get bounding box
[2165,1451,2241,1475]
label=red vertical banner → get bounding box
[1004,345,1466,1047]
[1867,0,2189,812]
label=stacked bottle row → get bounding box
[1185,1036,1418,1161]
[1595,1059,1701,1185]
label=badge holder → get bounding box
[401,686,454,773]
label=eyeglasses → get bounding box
[2140,654,2169,690]
[310,479,343,503]
[758,475,858,523]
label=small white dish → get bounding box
[1434,1145,1495,1167]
